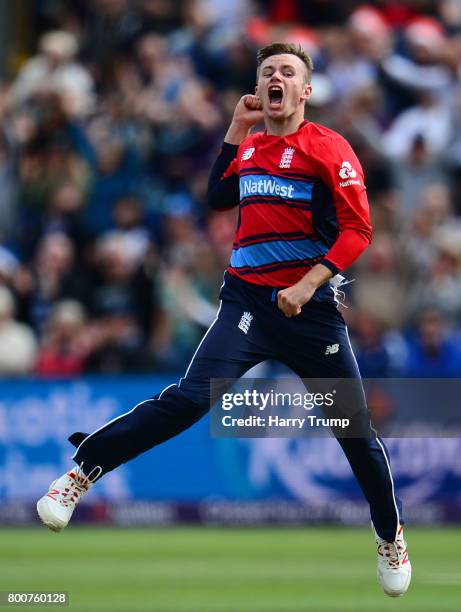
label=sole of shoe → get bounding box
[36,498,67,533]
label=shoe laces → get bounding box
[59,463,102,507]
[377,528,408,569]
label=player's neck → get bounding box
[264,112,306,137]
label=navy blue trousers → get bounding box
[72,272,402,541]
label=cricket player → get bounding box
[37,42,411,597]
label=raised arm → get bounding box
[207,95,263,211]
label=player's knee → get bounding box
[152,381,209,416]
[174,378,211,411]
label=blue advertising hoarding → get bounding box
[1,377,460,524]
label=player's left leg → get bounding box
[278,301,411,597]
[36,285,278,531]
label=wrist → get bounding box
[299,264,334,293]
[298,275,318,293]
[224,121,252,145]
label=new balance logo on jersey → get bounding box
[241,147,255,161]
[325,344,340,355]
[238,311,253,334]
[279,147,295,168]
[339,161,361,187]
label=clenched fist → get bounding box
[277,281,316,317]
[232,94,264,128]
[224,94,264,145]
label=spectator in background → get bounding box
[80,0,141,74]
[380,16,452,117]
[152,201,221,369]
[84,134,143,235]
[20,232,89,333]
[19,181,89,262]
[400,183,451,275]
[348,5,393,64]
[445,44,461,213]
[376,0,434,28]
[103,196,152,264]
[255,0,356,28]
[35,300,91,377]
[352,233,411,328]
[323,25,376,104]
[438,0,461,33]
[215,38,258,93]
[133,44,222,170]
[207,208,237,269]
[10,30,94,117]
[86,232,157,372]
[383,92,451,161]
[137,0,184,36]
[351,309,406,378]
[0,285,37,375]
[0,243,19,283]
[14,99,92,260]
[405,223,461,323]
[389,131,450,218]
[0,132,17,244]
[134,32,169,89]
[404,308,461,377]
[403,17,449,76]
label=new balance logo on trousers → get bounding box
[325,343,340,355]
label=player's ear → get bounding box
[255,84,259,95]
[301,83,312,102]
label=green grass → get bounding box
[0,527,460,611]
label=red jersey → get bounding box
[208,121,372,292]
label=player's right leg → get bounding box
[278,301,411,597]
[37,283,276,531]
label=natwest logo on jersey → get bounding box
[239,174,314,202]
[241,176,294,198]
[339,161,361,188]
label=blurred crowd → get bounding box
[1,0,461,377]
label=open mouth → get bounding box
[268,85,283,108]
